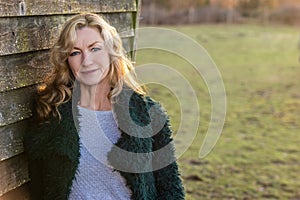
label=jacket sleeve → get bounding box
[24,105,79,200]
[23,116,57,200]
[41,154,78,200]
[25,147,77,200]
[151,102,185,199]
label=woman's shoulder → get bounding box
[129,91,162,109]
[128,91,167,117]
[24,100,76,159]
[132,92,170,127]
[24,115,59,159]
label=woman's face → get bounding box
[68,26,110,86]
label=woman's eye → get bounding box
[91,47,101,52]
[70,51,80,56]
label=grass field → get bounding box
[135,23,300,199]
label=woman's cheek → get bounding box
[68,59,79,77]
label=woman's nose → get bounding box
[82,51,93,67]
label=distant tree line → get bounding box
[140,0,300,25]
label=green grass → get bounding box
[135,23,300,199]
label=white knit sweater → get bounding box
[68,106,131,200]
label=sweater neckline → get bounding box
[77,105,112,113]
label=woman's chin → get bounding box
[76,76,109,87]
[79,80,102,87]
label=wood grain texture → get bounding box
[0,184,29,200]
[0,86,35,127]
[0,154,29,197]
[0,120,28,161]
[131,0,141,60]
[0,50,51,92]
[0,0,136,17]
[0,13,134,56]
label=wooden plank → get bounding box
[0,86,35,127]
[0,36,133,92]
[122,36,135,58]
[131,0,141,60]
[0,183,29,200]
[0,154,29,197]
[0,0,136,17]
[0,13,134,56]
[0,120,27,161]
[0,50,51,92]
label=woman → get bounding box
[24,13,185,200]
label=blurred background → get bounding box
[140,0,300,25]
[135,0,300,199]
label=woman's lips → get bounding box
[80,68,100,74]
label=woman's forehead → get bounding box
[75,26,101,38]
[72,26,104,47]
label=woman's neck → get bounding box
[79,78,111,111]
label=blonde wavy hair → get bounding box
[37,12,145,120]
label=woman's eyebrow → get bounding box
[73,41,103,50]
[88,41,103,48]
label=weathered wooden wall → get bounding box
[0,0,141,199]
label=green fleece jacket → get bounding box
[24,89,185,200]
